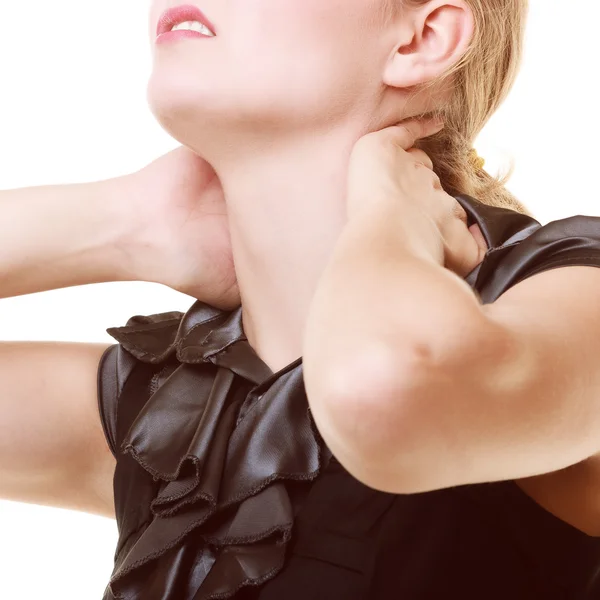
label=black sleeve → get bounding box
[474,214,600,304]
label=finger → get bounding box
[452,200,469,226]
[406,148,434,170]
[469,222,489,253]
[380,118,444,151]
[443,217,484,278]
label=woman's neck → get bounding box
[215,131,357,373]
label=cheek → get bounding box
[225,2,381,98]
[148,1,166,41]
[147,0,384,128]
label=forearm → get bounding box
[303,199,493,487]
[304,198,486,377]
[0,178,136,299]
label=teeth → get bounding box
[170,21,214,36]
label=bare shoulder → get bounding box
[0,341,116,518]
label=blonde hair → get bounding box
[410,0,532,215]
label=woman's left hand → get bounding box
[347,119,488,278]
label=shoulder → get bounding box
[459,194,600,302]
[456,198,600,538]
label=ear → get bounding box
[383,1,475,89]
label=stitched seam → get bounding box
[179,313,230,342]
[148,364,174,396]
[113,429,324,589]
[177,314,244,350]
[109,318,182,335]
[202,524,291,547]
[176,336,244,365]
[148,372,161,396]
[109,324,180,360]
[205,563,285,600]
[118,339,170,359]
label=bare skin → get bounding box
[5,0,596,550]
[0,118,486,521]
[0,148,239,518]
[0,341,116,517]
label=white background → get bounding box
[0,1,598,598]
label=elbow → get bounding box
[305,342,456,495]
[308,314,522,493]
[304,309,516,494]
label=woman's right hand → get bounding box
[123,147,240,309]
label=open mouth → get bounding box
[156,4,216,40]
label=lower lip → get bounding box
[156,30,213,45]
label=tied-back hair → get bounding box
[408,0,532,216]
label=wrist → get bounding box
[346,195,444,267]
[90,175,150,283]
[0,178,146,299]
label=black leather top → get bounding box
[97,195,600,600]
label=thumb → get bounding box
[378,118,445,150]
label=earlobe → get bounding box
[383,1,474,90]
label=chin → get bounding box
[146,72,227,149]
[146,66,352,159]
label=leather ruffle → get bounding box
[101,194,600,599]
[105,302,329,600]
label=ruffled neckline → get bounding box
[105,301,329,599]
[103,194,541,599]
[106,301,301,385]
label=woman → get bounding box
[2,0,600,598]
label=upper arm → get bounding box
[346,241,600,497]
[481,265,600,535]
[463,214,600,483]
[0,341,116,518]
[483,264,600,469]
[404,264,600,489]
[402,215,600,492]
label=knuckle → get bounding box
[353,136,373,153]
[393,125,414,147]
[406,148,434,170]
[452,201,468,223]
[396,124,411,138]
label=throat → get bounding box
[211,130,357,374]
[238,264,323,375]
